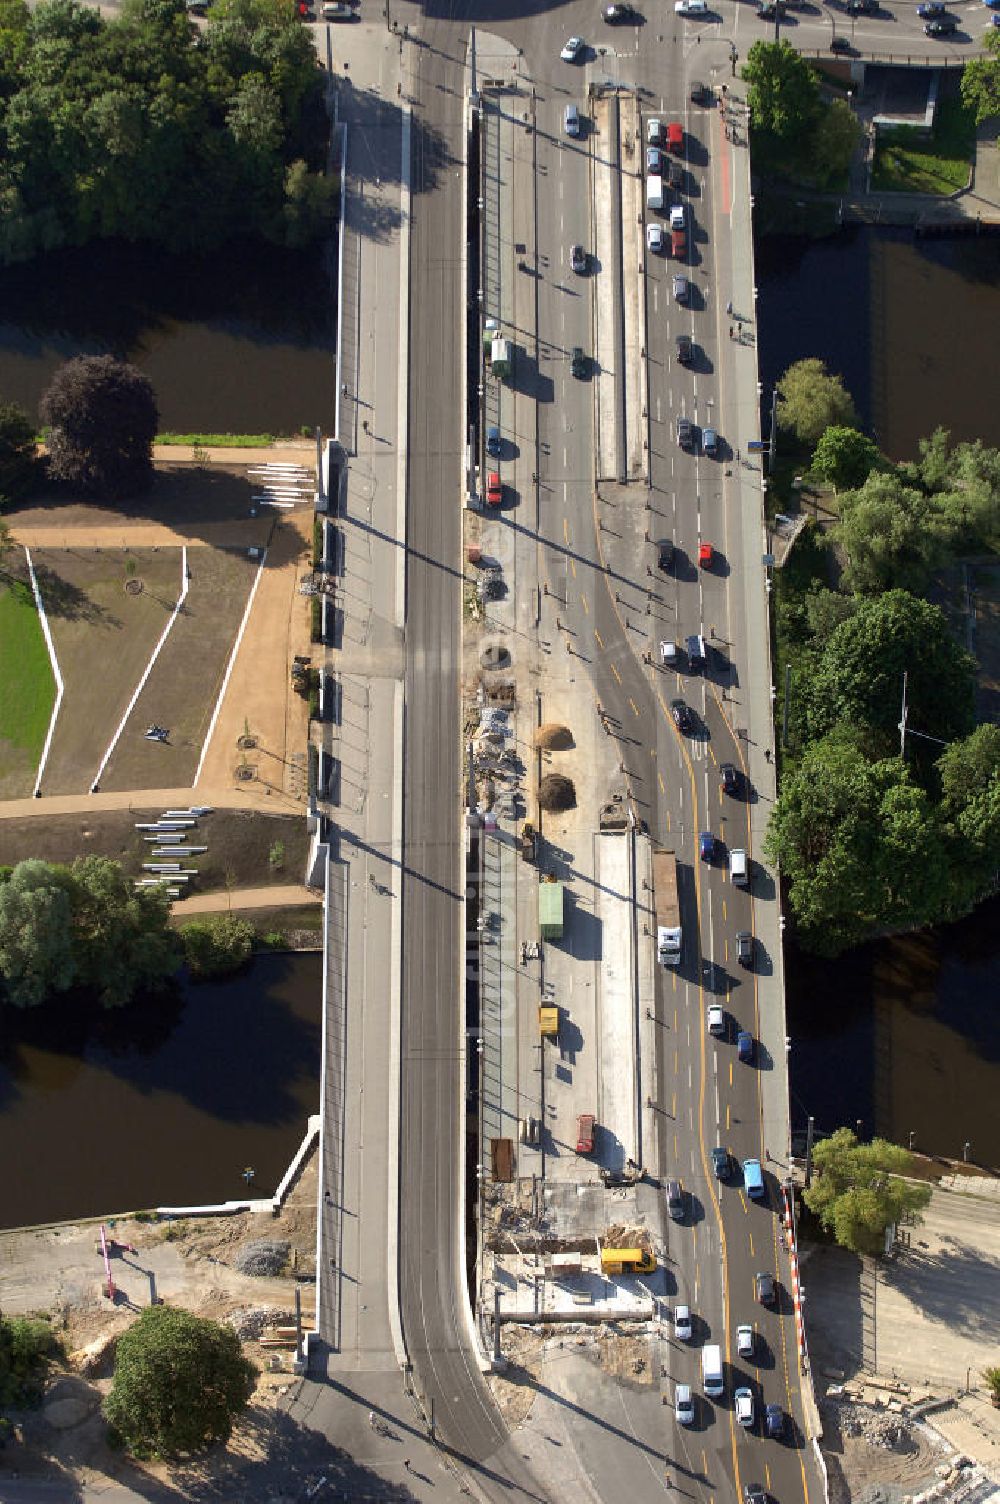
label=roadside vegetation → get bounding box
[156,432,276,448]
[960,26,1000,125]
[743,40,862,191]
[803,1128,931,1256]
[0,0,333,269]
[765,360,1000,957]
[0,561,55,772]
[871,96,976,195]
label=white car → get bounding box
[647,117,665,145]
[670,203,687,230]
[675,0,709,12]
[707,1003,725,1036]
[737,1323,754,1359]
[735,1386,755,1428]
[675,1383,695,1426]
[660,639,678,666]
[647,223,666,253]
[674,1304,693,1341]
[561,35,584,60]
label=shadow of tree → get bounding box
[33,562,118,625]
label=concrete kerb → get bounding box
[385,103,413,1377]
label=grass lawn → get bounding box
[0,570,55,797]
[871,97,976,195]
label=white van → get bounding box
[729,848,748,888]
[646,174,664,212]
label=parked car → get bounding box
[485,425,501,457]
[647,223,666,253]
[486,472,502,506]
[604,1,639,18]
[647,117,665,144]
[735,1387,755,1428]
[847,0,876,12]
[830,34,851,50]
[321,1,354,17]
[916,0,946,13]
[924,16,957,31]
[575,1113,595,1153]
[676,334,693,363]
[570,243,588,273]
[675,0,708,14]
[647,145,664,174]
[737,1323,754,1359]
[674,1302,692,1339]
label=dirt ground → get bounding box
[820,1398,951,1504]
[0,805,310,894]
[0,1151,321,1495]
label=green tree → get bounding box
[0,1312,59,1407]
[103,1305,256,1458]
[805,590,976,756]
[181,913,255,979]
[40,356,159,499]
[763,731,945,953]
[960,28,1000,125]
[0,401,37,499]
[935,726,1000,913]
[811,96,862,188]
[835,472,947,594]
[777,358,857,449]
[811,426,881,493]
[282,158,335,248]
[804,1127,931,1256]
[0,859,76,1007]
[743,39,820,142]
[803,585,857,642]
[69,855,180,1007]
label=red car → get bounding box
[486,471,502,506]
[699,542,714,568]
[667,121,684,154]
[576,1113,596,1154]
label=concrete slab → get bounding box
[595,830,637,1170]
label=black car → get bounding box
[847,0,876,13]
[658,539,675,571]
[676,415,694,450]
[676,334,693,364]
[671,698,692,733]
[755,1271,776,1306]
[745,1487,767,1504]
[925,16,956,31]
[830,34,851,50]
[721,762,739,794]
[917,0,947,12]
[570,243,588,274]
[690,79,708,103]
[712,1146,730,1180]
[736,931,753,968]
[571,346,588,377]
[604,2,638,19]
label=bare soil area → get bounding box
[0,805,309,893]
[0,1152,320,1496]
[820,1398,949,1504]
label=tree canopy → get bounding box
[0,0,329,266]
[834,471,947,594]
[743,40,820,141]
[803,1128,931,1256]
[0,856,180,1008]
[40,356,158,498]
[804,590,976,755]
[811,425,881,493]
[0,401,37,500]
[103,1305,256,1458]
[960,28,1000,125]
[181,913,255,978]
[777,358,857,448]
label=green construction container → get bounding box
[538,881,564,940]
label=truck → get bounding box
[600,1247,656,1276]
[702,1343,724,1398]
[653,848,682,966]
[520,821,537,862]
[491,336,513,381]
[538,880,564,940]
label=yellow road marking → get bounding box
[581,592,589,614]
[658,771,665,793]
[629,697,640,717]
[595,629,604,649]
[611,663,622,684]
[570,557,577,578]
[749,1231,755,1258]
[563,517,569,544]
[726,1103,731,1131]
